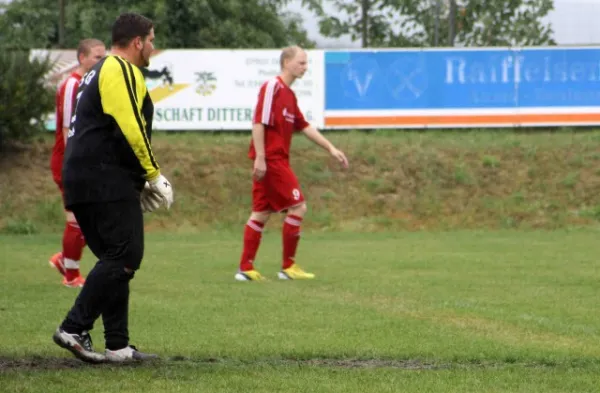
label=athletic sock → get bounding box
[239,220,264,271]
[282,215,302,269]
[63,222,86,281]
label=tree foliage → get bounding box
[302,0,555,48]
[0,0,59,49]
[0,0,315,49]
[456,0,555,46]
[0,50,54,150]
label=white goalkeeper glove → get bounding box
[147,174,174,209]
[141,182,163,213]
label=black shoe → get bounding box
[52,328,105,364]
[105,345,159,362]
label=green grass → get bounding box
[1,229,600,392]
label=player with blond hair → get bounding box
[235,45,349,281]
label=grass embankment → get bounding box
[1,129,600,233]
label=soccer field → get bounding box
[1,229,600,392]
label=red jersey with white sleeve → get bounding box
[248,76,309,161]
[248,76,310,212]
[50,72,82,187]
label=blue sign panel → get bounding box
[325,48,600,110]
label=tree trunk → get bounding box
[434,0,441,46]
[361,0,369,48]
[448,0,456,46]
[58,0,66,48]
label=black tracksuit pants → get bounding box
[60,199,144,351]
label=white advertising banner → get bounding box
[145,49,325,130]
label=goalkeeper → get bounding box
[52,12,173,363]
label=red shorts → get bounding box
[51,154,63,191]
[51,155,71,212]
[52,169,63,193]
[252,160,305,213]
[52,170,70,212]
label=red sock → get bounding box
[282,215,302,269]
[62,222,86,281]
[239,220,264,271]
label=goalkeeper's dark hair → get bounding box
[111,12,154,48]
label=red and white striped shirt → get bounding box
[248,76,309,161]
[50,72,81,182]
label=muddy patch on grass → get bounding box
[0,355,575,372]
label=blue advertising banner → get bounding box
[324,47,600,128]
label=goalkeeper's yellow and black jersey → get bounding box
[62,55,159,207]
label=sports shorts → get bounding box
[52,168,71,213]
[252,159,305,213]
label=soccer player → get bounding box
[52,12,173,363]
[49,38,106,288]
[235,46,349,282]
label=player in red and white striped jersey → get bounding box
[48,38,106,288]
[235,46,349,281]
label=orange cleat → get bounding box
[49,252,66,276]
[62,275,85,288]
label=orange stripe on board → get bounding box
[325,113,600,126]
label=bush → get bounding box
[0,50,54,150]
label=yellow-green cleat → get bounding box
[235,269,266,281]
[278,264,315,280]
